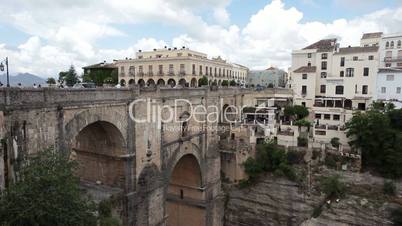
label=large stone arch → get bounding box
[166,145,206,226]
[64,109,128,188]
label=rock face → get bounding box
[225,174,398,226]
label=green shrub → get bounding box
[294,119,311,127]
[238,179,252,189]
[243,157,263,180]
[392,207,402,226]
[221,80,229,86]
[100,217,121,226]
[330,137,340,149]
[312,205,323,218]
[383,180,396,196]
[198,76,208,86]
[325,153,340,169]
[320,175,346,199]
[312,149,322,160]
[279,163,297,181]
[297,137,308,147]
[287,150,306,165]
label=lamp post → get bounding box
[0,57,10,87]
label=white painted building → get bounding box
[289,34,380,147]
[375,33,402,108]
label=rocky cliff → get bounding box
[224,172,400,226]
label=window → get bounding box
[324,114,331,120]
[358,103,366,111]
[301,102,306,107]
[346,68,354,77]
[353,56,358,61]
[321,61,327,70]
[120,66,125,74]
[355,84,358,94]
[199,65,202,75]
[301,86,307,95]
[169,64,174,74]
[321,53,328,59]
[340,71,344,77]
[397,87,401,94]
[180,64,185,74]
[206,66,208,75]
[307,62,311,67]
[335,85,344,95]
[387,74,395,81]
[158,65,163,75]
[315,114,322,119]
[381,87,386,93]
[138,65,143,73]
[307,53,312,58]
[302,74,307,79]
[333,115,340,121]
[129,66,135,76]
[386,63,392,67]
[340,57,345,67]
[192,64,196,75]
[148,65,153,75]
[320,85,326,93]
[369,55,374,60]
[398,40,402,48]
[362,85,368,94]
[363,67,369,76]
[386,41,390,48]
[321,72,327,78]
[391,41,394,48]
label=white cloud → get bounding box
[0,0,401,77]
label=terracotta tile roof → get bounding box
[303,39,337,52]
[361,32,383,40]
[335,46,379,55]
[82,62,117,69]
[293,66,316,73]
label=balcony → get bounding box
[384,56,402,62]
[168,71,175,76]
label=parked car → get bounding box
[73,82,96,88]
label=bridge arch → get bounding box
[166,151,205,226]
[71,121,127,188]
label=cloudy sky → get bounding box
[0,0,401,78]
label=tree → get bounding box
[284,105,309,120]
[0,148,97,226]
[221,80,229,86]
[320,175,346,199]
[229,80,236,86]
[198,76,208,86]
[46,77,56,85]
[346,107,402,178]
[59,65,79,87]
[83,69,117,86]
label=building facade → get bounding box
[289,34,379,146]
[116,47,248,87]
[376,33,402,108]
[247,67,287,88]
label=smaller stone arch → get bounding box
[147,79,156,87]
[120,79,126,87]
[167,79,176,88]
[190,78,197,87]
[138,79,145,87]
[128,79,135,86]
[178,78,187,87]
[157,79,165,86]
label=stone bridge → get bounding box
[0,86,255,226]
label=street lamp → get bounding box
[0,57,10,87]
